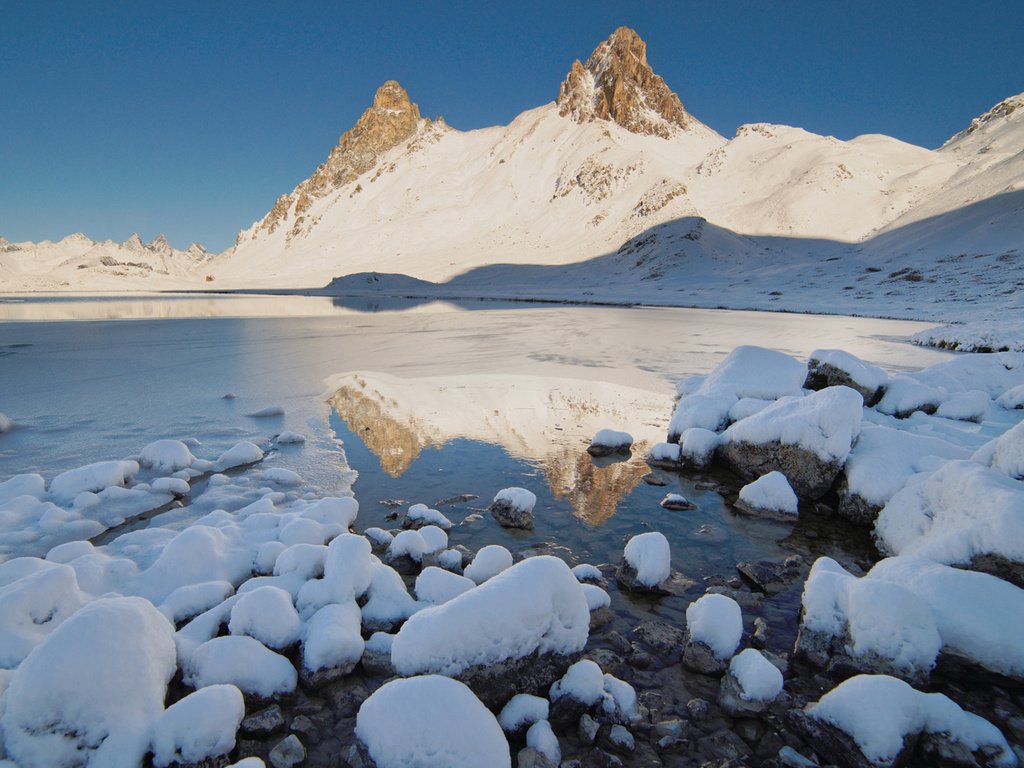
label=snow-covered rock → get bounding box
[403,502,452,530]
[794,675,1015,768]
[795,558,941,684]
[616,531,670,591]
[679,427,720,468]
[0,563,88,667]
[718,386,863,498]
[355,675,510,768]
[973,419,1024,480]
[48,460,139,502]
[360,562,419,631]
[498,694,549,734]
[646,441,681,469]
[151,684,245,768]
[682,593,743,675]
[587,428,633,457]
[300,601,364,687]
[1,596,176,768]
[214,441,264,471]
[526,720,561,765]
[660,492,696,510]
[489,487,537,529]
[185,636,297,698]
[876,460,1024,586]
[935,389,990,422]
[228,585,302,650]
[875,375,945,418]
[139,439,196,474]
[391,556,589,707]
[805,349,889,405]
[735,471,799,520]
[719,648,784,716]
[415,566,475,605]
[463,544,514,584]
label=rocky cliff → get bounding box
[557,26,694,138]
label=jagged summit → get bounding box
[255,80,435,238]
[557,27,694,138]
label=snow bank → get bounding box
[151,684,244,768]
[0,474,45,505]
[723,386,863,463]
[686,594,742,660]
[876,460,1024,567]
[973,419,1024,480]
[935,389,990,422]
[808,675,1015,766]
[355,675,510,768]
[876,375,945,418]
[392,556,589,677]
[738,471,798,516]
[842,424,969,509]
[913,323,1024,354]
[622,532,671,587]
[1,596,176,768]
[729,648,783,702]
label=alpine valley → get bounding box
[3,27,1022,322]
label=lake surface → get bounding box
[0,294,950,607]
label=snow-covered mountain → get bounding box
[0,232,212,291]
[3,27,1021,321]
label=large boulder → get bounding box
[804,349,888,406]
[717,386,863,499]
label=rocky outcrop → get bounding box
[556,27,694,138]
[256,80,436,237]
[717,440,844,499]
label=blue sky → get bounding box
[2,1,1021,252]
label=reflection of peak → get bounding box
[326,371,668,523]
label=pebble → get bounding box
[269,734,306,768]
[241,704,285,736]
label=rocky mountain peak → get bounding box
[254,80,429,238]
[146,234,172,255]
[557,26,693,138]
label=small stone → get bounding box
[269,734,306,768]
[686,698,711,721]
[660,493,697,511]
[580,714,601,744]
[241,703,285,736]
[654,719,685,747]
[642,473,668,486]
[289,714,319,739]
[696,729,751,761]
[604,724,635,754]
[518,746,558,768]
[752,617,769,649]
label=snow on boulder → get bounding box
[718,386,863,499]
[719,649,784,716]
[403,503,452,531]
[875,460,1024,587]
[795,558,941,685]
[660,492,696,510]
[587,429,633,457]
[158,580,235,624]
[792,675,1015,768]
[1,596,176,768]
[996,384,1024,410]
[360,562,419,631]
[139,439,196,474]
[262,467,302,486]
[415,566,475,605]
[668,392,737,440]
[301,601,364,688]
[464,544,514,584]
[973,419,1024,480]
[735,471,799,520]
[48,459,139,502]
[185,635,297,699]
[935,390,990,423]
[837,424,970,525]
[805,349,888,405]
[277,431,306,444]
[682,593,743,675]
[228,585,301,651]
[214,441,264,471]
[488,487,537,529]
[526,720,561,765]
[151,684,245,768]
[0,473,45,505]
[299,495,359,530]
[0,563,88,667]
[571,564,603,583]
[392,556,589,708]
[386,529,429,573]
[702,346,809,400]
[320,532,373,601]
[549,659,605,707]
[875,375,945,418]
[679,427,720,468]
[417,524,448,554]
[646,441,681,469]
[498,694,549,734]
[867,557,1024,681]
[355,675,510,768]
[616,531,671,591]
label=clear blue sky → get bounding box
[2,0,1021,252]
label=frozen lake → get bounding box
[0,294,951,597]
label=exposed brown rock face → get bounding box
[258,80,429,236]
[557,27,692,138]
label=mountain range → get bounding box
[2,27,1021,321]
